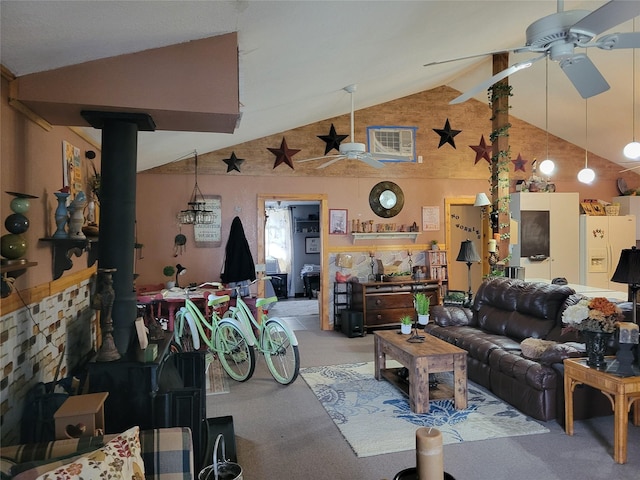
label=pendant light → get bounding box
[578,98,596,184]
[539,57,555,176]
[178,151,213,225]
[624,18,640,160]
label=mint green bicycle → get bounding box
[224,277,300,385]
[173,283,256,382]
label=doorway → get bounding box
[445,197,486,296]
[257,194,330,330]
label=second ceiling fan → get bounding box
[297,84,407,169]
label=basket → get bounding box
[383,275,413,283]
[605,205,620,216]
[199,434,243,480]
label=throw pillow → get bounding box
[33,426,144,480]
[520,338,558,360]
[11,446,104,480]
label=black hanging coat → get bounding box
[220,216,256,284]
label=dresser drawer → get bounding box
[365,293,412,310]
[366,307,414,326]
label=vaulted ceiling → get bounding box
[1,0,639,175]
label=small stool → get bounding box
[54,392,109,439]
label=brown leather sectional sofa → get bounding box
[425,277,616,423]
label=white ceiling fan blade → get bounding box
[317,157,344,169]
[450,54,546,105]
[369,152,412,161]
[358,154,385,169]
[424,48,516,67]
[297,154,340,164]
[559,54,610,98]
[596,32,640,50]
[618,164,640,173]
[570,0,640,38]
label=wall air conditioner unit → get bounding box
[367,126,417,162]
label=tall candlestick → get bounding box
[416,427,443,480]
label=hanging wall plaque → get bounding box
[194,195,222,247]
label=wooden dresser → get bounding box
[350,280,441,330]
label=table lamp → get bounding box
[456,239,481,304]
[611,246,640,325]
[175,263,187,288]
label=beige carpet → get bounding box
[206,353,230,395]
[268,298,319,317]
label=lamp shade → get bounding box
[456,240,481,263]
[473,193,491,207]
[611,246,640,286]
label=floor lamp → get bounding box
[456,239,481,305]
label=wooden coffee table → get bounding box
[374,330,468,414]
[564,357,640,464]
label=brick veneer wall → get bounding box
[0,269,96,446]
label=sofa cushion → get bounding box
[489,349,558,390]
[430,305,475,327]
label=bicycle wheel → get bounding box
[262,319,300,385]
[214,320,255,382]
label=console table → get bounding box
[350,280,440,330]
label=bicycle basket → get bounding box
[199,434,243,480]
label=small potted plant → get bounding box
[430,239,439,250]
[163,265,176,289]
[414,292,430,325]
[400,315,413,334]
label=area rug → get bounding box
[268,298,318,317]
[301,362,549,457]
[206,353,230,395]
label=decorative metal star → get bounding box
[222,152,244,173]
[268,137,300,169]
[512,153,528,172]
[470,135,492,164]
[317,123,348,155]
[433,119,461,149]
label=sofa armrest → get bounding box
[430,305,476,327]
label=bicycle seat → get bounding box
[208,294,230,306]
[256,296,278,308]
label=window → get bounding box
[366,126,417,162]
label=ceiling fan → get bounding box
[297,84,408,169]
[425,0,640,105]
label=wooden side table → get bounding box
[563,358,640,464]
[54,392,109,439]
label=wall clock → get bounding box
[369,181,404,218]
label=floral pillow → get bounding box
[34,426,144,480]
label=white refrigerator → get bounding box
[579,215,636,292]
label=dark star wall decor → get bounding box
[512,153,528,172]
[470,135,492,164]
[317,124,348,155]
[222,152,245,173]
[268,137,300,170]
[433,119,461,149]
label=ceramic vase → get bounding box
[583,331,612,369]
[68,197,87,239]
[401,323,412,334]
[418,314,430,326]
[53,191,70,238]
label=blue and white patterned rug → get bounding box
[301,361,549,457]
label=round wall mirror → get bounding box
[369,181,404,218]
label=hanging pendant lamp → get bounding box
[178,151,213,225]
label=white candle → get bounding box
[416,427,443,480]
[488,239,497,253]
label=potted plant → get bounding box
[400,315,413,334]
[163,265,176,289]
[414,292,430,325]
[430,240,439,250]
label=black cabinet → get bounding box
[87,335,207,469]
[333,282,351,329]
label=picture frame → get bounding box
[305,237,320,254]
[422,206,440,231]
[329,209,348,235]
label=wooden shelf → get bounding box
[351,232,419,243]
[39,237,98,280]
[1,261,38,298]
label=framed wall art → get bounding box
[329,209,348,234]
[305,237,320,254]
[422,206,440,231]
